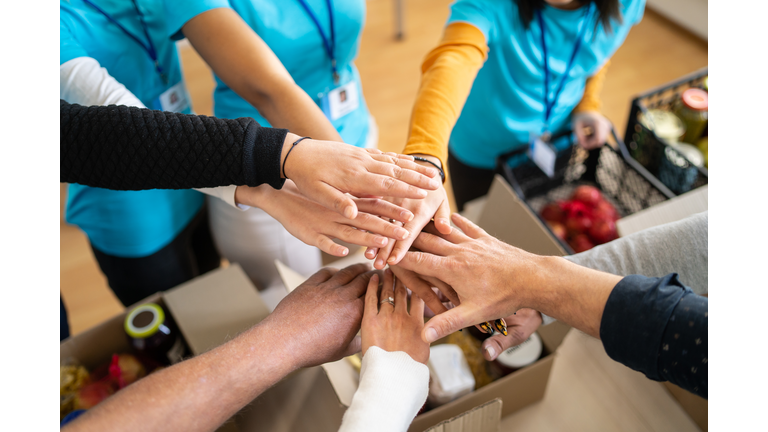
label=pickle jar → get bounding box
[675,88,708,144]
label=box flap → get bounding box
[617,185,707,236]
[478,175,566,257]
[163,264,269,356]
[421,398,502,432]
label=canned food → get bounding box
[659,143,703,194]
[639,109,686,144]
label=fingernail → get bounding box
[376,237,388,246]
[341,248,349,256]
[375,259,384,268]
[387,256,397,264]
[343,206,355,219]
[425,328,438,343]
[401,211,413,221]
[429,179,440,189]
[418,189,428,198]
[485,346,496,360]
[396,228,409,240]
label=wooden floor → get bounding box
[60,0,707,430]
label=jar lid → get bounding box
[667,143,704,168]
[639,109,685,141]
[681,88,708,111]
[495,332,543,369]
[125,303,165,339]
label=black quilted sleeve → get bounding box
[60,100,288,190]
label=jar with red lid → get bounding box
[675,88,708,144]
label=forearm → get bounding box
[60,101,288,191]
[63,322,296,432]
[403,22,488,167]
[523,256,623,339]
[573,60,610,114]
[60,57,146,108]
[183,8,342,142]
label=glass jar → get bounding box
[675,88,708,144]
[124,303,186,366]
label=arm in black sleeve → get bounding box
[60,100,288,190]
[600,274,708,398]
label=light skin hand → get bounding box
[480,309,543,361]
[282,135,440,221]
[237,181,414,257]
[396,213,623,343]
[362,269,429,364]
[572,111,611,150]
[365,154,451,269]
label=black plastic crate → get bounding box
[495,129,675,254]
[623,67,708,195]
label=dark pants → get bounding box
[91,206,221,307]
[448,149,497,212]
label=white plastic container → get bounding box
[427,344,476,407]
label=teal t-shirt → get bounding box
[163,0,370,147]
[61,0,204,257]
[447,0,645,169]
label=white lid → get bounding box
[668,143,704,167]
[640,109,685,140]
[495,332,543,369]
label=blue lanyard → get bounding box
[296,0,339,84]
[82,0,168,84]
[536,4,593,127]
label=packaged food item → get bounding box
[124,303,186,366]
[675,88,708,144]
[659,143,703,194]
[427,344,476,407]
[639,109,686,144]
[447,331,494,389]
[489,332,543,379]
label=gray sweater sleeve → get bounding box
[540,212,708,325]
[60,100,288,191]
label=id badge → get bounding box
[529,133,557,178]
[151,81,191,113]
[321,81,359,121]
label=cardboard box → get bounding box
[422,398,502,432]
[60,264,269,431]
[274,176,572,431]
[616,185,708,237]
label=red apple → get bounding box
[565,215,592,236]
[74,380,115,410]
[540,202,566,223]
[547,221,567,241]
[569,234,595,253]
[109,353,146,388]
[593,200,619,222]
[588,218,618,244]
[571,185,603,207]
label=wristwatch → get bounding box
[413,156,445,184]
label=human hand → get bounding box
[479,309,542,361]
[572,111,611,150]
[281,135,440,219]
[238,181,413,256]
[365,182,452,269]
[396,213,545,343]
[362,269,429,364]
[264,263,374,369]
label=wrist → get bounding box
[234,184,273,209]
[281,133,309,179]
[409,153,442,169]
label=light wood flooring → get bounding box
[60,1,707,430]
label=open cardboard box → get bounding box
[273,174,572,431]
[60,263,269,432]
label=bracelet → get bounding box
[281,136,311,179]
[413,156,445,183]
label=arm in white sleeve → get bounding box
[60,56,244,210]
[338,347,429,432]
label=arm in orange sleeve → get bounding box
[573,60,610,113]
[402,22,489,168]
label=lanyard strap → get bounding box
[536,4,593,126]
[82,0,168,84]
[295,0,339,84]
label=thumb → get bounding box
[481,330,528,361]
[422,305,474,343]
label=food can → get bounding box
[659,143,703,194]
[639,109,686,144]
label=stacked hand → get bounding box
[572,111,611,150]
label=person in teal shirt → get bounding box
[60,0,219,307]
[159,0,375,291]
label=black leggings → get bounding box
[448,149,497,212]
[91,206,221,307]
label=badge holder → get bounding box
[528,131,557,178]
[320,81,359,121]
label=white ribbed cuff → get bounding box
[195,185,249,210]
[338,346,429,432]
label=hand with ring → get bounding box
[361,269,430,364]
